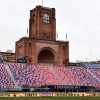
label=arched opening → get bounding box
[38,48,55,64]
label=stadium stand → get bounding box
[0,64,15,89]
[89,69,100,79]
[81,63,100,68]
[80,63,100,88]
[0,63,99,91]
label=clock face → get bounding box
[43,14,49,24]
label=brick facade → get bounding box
[16,5,69,66]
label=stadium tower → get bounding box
[16,5,69,66]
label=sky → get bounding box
[0,0,100,62]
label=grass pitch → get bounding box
[0,97,100,100]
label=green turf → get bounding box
[0,97,99,100]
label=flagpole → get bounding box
[66,33,67,41]
[27,27,28,36]
[42,0,43,6]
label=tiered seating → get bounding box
[81,63,100,68]
[0,64,15,89]
[70,67,99,86]
[89,69,100,79]
[52,67,78,85]
[80,63,100,86]
[8,63,43,87]
[53,66,99,86]
[37,65,76,85]
[0,63,100,89]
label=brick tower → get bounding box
[16,5,69,66]
[29,6,56,40]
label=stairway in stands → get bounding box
[0,53,20,89]
[81,63,100,82]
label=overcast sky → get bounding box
[0,0,100,62]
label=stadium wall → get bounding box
[0,92,100,97]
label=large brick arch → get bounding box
[37,47,56,64]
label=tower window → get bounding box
[43,14,50,24]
